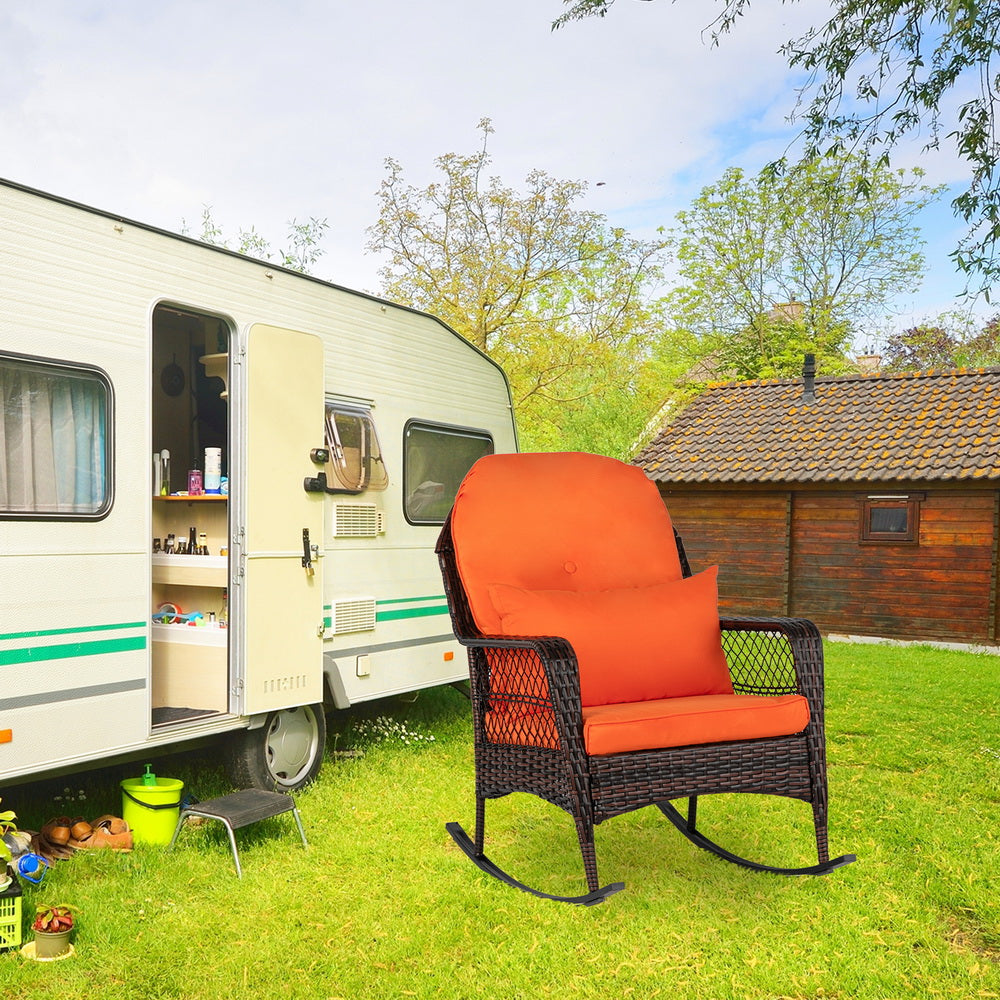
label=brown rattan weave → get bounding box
[437,509,854,902]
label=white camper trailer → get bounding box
[0,180,517,790]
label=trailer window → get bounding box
[404,421,493,524]
[324,405,388,494]
[0,354,112,519]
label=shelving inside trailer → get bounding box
[150,305,231,728]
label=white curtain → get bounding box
[0,362,106,514]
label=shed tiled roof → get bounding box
[635,368,1000,484]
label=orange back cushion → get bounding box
[489,568,732,707]
[451,452,683,636]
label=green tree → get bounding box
[367,120,677,457]
[881,324,960,373]
[881,312,1000,372]
[970,316,1000,366]
[667,154,938,380]
[183,207,330,274]
[555,0,1000,292]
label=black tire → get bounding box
[224,703,326,791]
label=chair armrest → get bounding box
[457,634,587,756]
[460,634,584,712]
[719,616,824,708]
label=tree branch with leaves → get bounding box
[667,153,939,379]
[555,0,1000,293]
[366,119,681,456]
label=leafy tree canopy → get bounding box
[367,119,687,456]
[667,153,939,380]
[555,0,1000,294]
[880,312,1000,372]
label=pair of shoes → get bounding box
[33,817,79,862]
[33,814,133,861]
[70,815,133,852]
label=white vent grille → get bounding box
[334,503,380,538]
[330,598,377,634]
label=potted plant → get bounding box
[31,904,76,959]
[0,799,17,888]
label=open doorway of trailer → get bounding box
[150,304,232,728]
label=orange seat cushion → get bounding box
[451,452,684,636]
[489,568,733,707]
[582,693,810,756]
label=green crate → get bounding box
[0,870,23,953]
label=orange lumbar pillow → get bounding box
[488,567,733,708]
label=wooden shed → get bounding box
[634,367,1000,647]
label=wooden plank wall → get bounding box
[660,488,791,616]
[659,483,1000,645]
[789,487,997,644]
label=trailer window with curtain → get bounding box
[0,354,112,518]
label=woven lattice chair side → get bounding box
[437,452,854,904]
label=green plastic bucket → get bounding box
[120,776,184,845]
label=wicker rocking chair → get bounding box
[436,452,854,904]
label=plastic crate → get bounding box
[0,869,23,953]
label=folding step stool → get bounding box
[168,789,308,877]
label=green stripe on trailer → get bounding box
[0,621,147,641]
[376,604,450,622]
[0,635,147,666]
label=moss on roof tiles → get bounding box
[636,367,1000,485]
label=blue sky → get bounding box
[2,0,992,347]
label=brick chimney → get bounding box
[856,353,882,375]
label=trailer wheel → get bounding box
[224,703,327,792]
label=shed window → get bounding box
[860,495,923,544]
[0,354,112,519]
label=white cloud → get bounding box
[0,0,984,317]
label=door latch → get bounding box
[302,528,314,576]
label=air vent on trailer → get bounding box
[330,598,377,634]
[333,503,381,538]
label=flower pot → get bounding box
[33,928,72,959]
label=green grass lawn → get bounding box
[0,640,997,999]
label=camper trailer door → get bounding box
[241,324,324,715]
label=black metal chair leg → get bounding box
[446,822,624,905]
[657,800,856,876]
